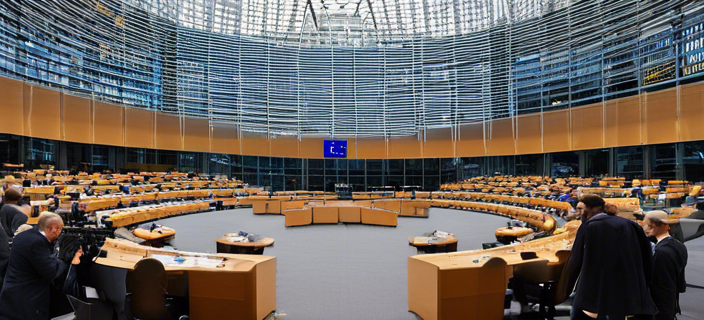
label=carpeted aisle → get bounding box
[157,208,704,320]
[678,235,704,320]
[160,208,510,320]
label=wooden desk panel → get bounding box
[408,230,575,320]
[313,206,339,224]
[284,208,312,226]
[360,207,397,226]
[252,200,281,215]
[265,200,281,214]
[95,239,276,320]
[373,200,401,213]
[338,206,361,223]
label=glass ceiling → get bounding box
[130,0,571,46]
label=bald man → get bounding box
[0,213,78,320]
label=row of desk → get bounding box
[94,239,276,320]
[408,227,577,320]
[284,204,398,227]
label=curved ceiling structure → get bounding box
[129,0,570,45]
[0,0,702,138]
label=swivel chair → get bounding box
[67,294,114,320]
[679,218,704,241]
[511,250,572,319]
[126,258,169,320]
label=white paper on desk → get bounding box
[150,254,177,266]
[225,236,247,242]
[193,257,224,268]
[434,230,450,238]
[413,236,430,244]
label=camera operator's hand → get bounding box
[72,248,83,265]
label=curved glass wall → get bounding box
[1,0,703,138]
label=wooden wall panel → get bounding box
[542,109,570,153]
[604,96,641,147]
[62,94,93,144]
[10,76,704,159]
[124,108,154,149]
[270,136,300,158]
[240,131,269,156]
[0,77,24,135]
[346,138,358,159]
[22,83,30,137]
[571,104,604,151]
[643,88,678,145]
[679,82,704,141]
[356,137,387,159]
[456,123,486,157]
[93,102,124,146]
[26,85,61,140]
[388,135,422,159]
[183,117,210,152]
[515,114,542,155]
[211,122,240,154]
[485,118,515,156]
[424,127,454,158]
[155,113,182,151]
[300,137,325,159]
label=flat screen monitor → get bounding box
[324,140,347,158]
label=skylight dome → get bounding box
[132,0,570,46]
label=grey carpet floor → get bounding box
[158,208,704,320]
[160,208,509,320]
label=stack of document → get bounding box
[225,236,248,242]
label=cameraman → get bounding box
[0,213,81,320]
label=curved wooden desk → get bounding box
[283,202,398,227]
[408,227,577,320]
[408,236,458,253]
[216,235,275,255]
[95,238,276,320]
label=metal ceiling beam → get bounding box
[306,0,319,30]
[365,0,378,30]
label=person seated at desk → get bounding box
[642,211,687,320]
[564,195,656,320]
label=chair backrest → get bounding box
[126,258,168,320]
[678,218,704,241]
[512,259,550,283]
[550,250,575,305]
[67,295,114,320]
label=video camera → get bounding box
[60,227,113,258]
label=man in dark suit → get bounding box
[0,188,28,238]
[0,213,79,320]
[565,194,657,320]
[643,210,688,320]
[0,188,27,293]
